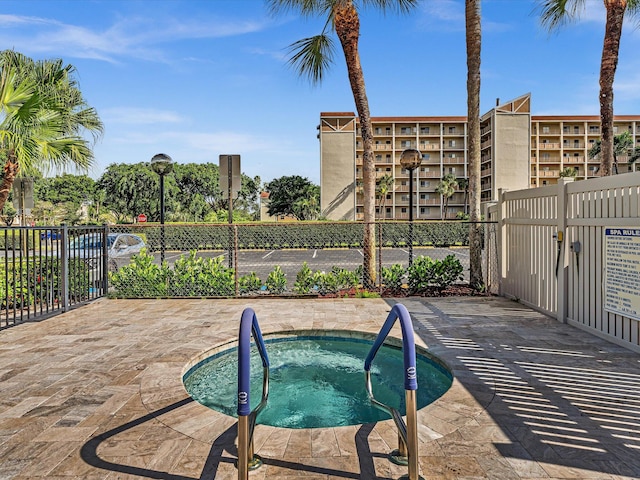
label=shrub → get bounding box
[407,254,463,294]
[265,266,287,294]
[239,272,262,295]
[109,250,170,297]
[293,262,315,294]
[381,264,406,294]
[169,251,234,296]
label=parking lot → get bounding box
[160,246,471,282]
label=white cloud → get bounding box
[101,107,186,125]
[0,12,272,63]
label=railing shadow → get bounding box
[396,297,640,478]
[81,399,393,479]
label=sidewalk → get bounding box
[0,296,639,479]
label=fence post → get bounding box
[497,188,507,296]
[61,224,69,312]
[556,178,573,324]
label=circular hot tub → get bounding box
[183,332,452,429]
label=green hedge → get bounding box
[115,221,472,251]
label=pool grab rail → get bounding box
[237,308,270,479]
[365,303,422,480]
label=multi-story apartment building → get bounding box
[319,94,640,221]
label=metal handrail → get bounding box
[365,303,422,480]
[237,308,270,479]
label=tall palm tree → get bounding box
[466,0,483,289]
[436,173,459,220]
[267,0,417,287]
[0,50,103,212]
[537,0,640,176]
[589,130,640,174]
[375,173,394,218]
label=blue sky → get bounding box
[1,0,639,185]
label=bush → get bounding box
[169,251,235,296]
[293,262,315,294]
[265,266,287,294]
[109,250,170,297]
[381,264,406,294]
[239,272,262,295]
[407,254,464,294]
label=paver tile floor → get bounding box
[1,296,639,479]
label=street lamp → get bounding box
[400,148,422,266]
[151,153,173,264]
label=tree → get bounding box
[559,166,579,178]
[97,163,167,223]
[466,0,483,290]
[0,50,103,211]
[588,130,640,174]
[436,174,459,220]
[375,173,394,219]
[537,0,640,176]
[457,177,469,215]
[267,0,417,287]
[265,175,319,220]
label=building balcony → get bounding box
[563,156,584,163]
[442,157,466,164]
[539,170,560,177]
[536,143,561,149]
[563,143,585,149]
[420,144,440,150]
[373,144,393,150]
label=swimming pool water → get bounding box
[183,336,452,429]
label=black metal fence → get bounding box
[0,221,498,327]
[0,225,108,329]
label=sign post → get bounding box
[219,155,241,270]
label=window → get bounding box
[542,126,550,134]
[420,207,430,214]
[563,126,569,133]
[448,167,456,174]
[374,127,382,135]
[401,207,407,213]
[449,140,456,147]
[422,153,430,160]
[448,126,456,134]
[420,126,430,134]
[420,180,430,187]
[375,155,382,161]
[420,193,430,200]
[574,126,579,134]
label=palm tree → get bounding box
[375,173,394,219]
[457,177,469,215]
[588,130,640,174]
[537,0,640,176]
[559,166,579,178]
[0,50,103,212]
[436,173,459,220]
[466,0,483,290]
[267,0,417,287]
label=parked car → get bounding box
[40,230,62,240]
[69,233,145,272]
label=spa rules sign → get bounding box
[604,227,640,321]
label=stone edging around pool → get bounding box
[139,326,494,448]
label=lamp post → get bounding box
[151,153,173,264]
[400,149,422,267]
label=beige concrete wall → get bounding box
[321,132,355,220]
[493,114,530,199]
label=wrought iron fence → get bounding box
[0,221,498,326]
[0,225,108,329]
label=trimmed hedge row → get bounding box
[114,221,473,251]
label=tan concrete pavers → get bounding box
[1,296,640,478]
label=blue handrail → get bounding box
[365,303,417,390]
[237,307,269,416]
[365,302,421,480]
[237,307,270,479]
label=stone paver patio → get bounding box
[1,296,639,479]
